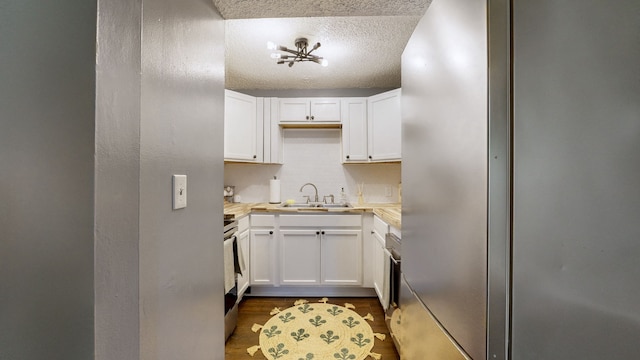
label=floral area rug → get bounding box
[247,298,386,360]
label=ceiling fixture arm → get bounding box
[307,42,321,55]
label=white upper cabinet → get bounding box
[310,99,342,122]
[224,91,282,164]
[279,98,341,124]
[263,98,283,164]
[341,98,369,162]
[224,90,399,164]
[342,89,401,163]
[224,90,263,162]
[368,88,401,161]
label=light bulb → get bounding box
[267,41,277,50]
[270,53,281,59]
[321,59,329,67]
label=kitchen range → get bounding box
[222,214,239,341]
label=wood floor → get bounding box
[225,296,400,360]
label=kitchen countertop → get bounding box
[224,202,401,229]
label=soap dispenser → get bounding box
[339,187,348,205]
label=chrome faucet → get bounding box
[299,183,319,203]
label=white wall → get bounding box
[225,129,401,203]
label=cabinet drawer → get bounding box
[280,214,361,228]
[373,215,389,236]
[389,225,401,239]
[251,214,275,227]
[238,215,250,232]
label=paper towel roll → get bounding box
[269,179,281,204]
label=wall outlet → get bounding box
[385,185,392,197]
[173,175,187,209]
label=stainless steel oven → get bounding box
[385,232,402,349]
[223,215,238,341]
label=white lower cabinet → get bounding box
[250,215,277,285]
[279,214,363,287]
[372,215,390,309]
[280,230,321,285]
[248,213,365,291]
[321,229,362,285]
[236,216,250,299]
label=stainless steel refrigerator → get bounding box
[400,0,640,359]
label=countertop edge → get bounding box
[224,202,401,229]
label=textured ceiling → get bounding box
[213,0,430,19]
[216,0,432,90]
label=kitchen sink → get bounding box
[320,203,353,208]
[280,203,352,209]
[280,203,319,208]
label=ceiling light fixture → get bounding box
[267,38,328,67]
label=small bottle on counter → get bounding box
[339,187,348,205]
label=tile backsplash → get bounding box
[224,129,401,204]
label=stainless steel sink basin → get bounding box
[320,203,353,208]
[279,203,352,209]
[280,203,320,208]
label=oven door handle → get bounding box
[383,248,401,265]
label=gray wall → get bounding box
[0,0,97,359]
[2,0,226,359]
[401,0,488,358]
[512,0,640,358]
[94,0,142,358]
[138,0,226,359]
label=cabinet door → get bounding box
[279,98,310,122]
[372,230,390,309]
[368,89,401,161]
[321,229,362,285]
[280,229,321,285]
[236,229,250,298]
[250,229,277,285]
[224,90,262,162]
[310,98,341,122]
[341,98,369,162]
[263,98,283,164]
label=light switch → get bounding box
[173,175,187,209]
